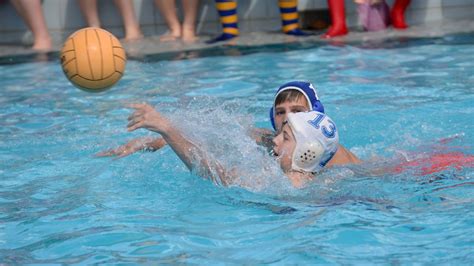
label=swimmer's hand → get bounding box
[95,137,166,158]
[126,103,172,134]
[126,103,237,186]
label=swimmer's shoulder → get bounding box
[328,145,362,166]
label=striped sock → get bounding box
[215,0,239,36]
[278,0,299,33]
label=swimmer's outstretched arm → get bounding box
[126,103,234,186]
[97,127,272,158]
[96,136,167,158]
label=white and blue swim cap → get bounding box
[270,81,325,130]
[287,111,339,173]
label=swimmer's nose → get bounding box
[272,136,278,146]
[272,137,279,156]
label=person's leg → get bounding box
[206,0,239,44]
[154,0,181,41]
[322,0,348,38]
[391,0,411,29]
[278,0,307,36]
[113,0,143,40]
[10,0,52,51]
[77,0,101,27]
[181,0,199,42]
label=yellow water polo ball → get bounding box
[60,27,126,92]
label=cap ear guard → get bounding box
[287,111,339,173]
[292,141,325,173]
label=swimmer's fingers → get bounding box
[127,119,141,130]
[127,105,147,120]
[95,149,114,157]
[128,111,144,121]
[97,143,142,158]
[127,118,136,128]
[113,150,132,158]
[126,113,148,131]
[116,149,136,158]
[127,109,145,127]
[95,147,123,157]
[127,120,145,132]
[96,150,135,160]
[127,113,142,124]
[126,103,166,133]
[127,103,155,122]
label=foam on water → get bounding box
[165,97,294,193]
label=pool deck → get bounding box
[1,20,473,59]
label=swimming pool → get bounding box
[1,33,473,264]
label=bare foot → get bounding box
[182,35,199,43]
[159,31,180,42]
[182,27,198,43]
[124,29,144,41]
[32,37,52,52]
[160,34,179,42]
[124,33,144,42]
[160,25,181,42]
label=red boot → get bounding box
[322,0,348,38]
[391,0,411,29]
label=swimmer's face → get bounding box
[272,122,296,172]
[274,97,309,133]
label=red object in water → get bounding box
[393,152,474,175]
[322,0,348,38]
[391,0,411,29]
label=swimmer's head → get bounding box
[270,81,325,131]
[273,111,338,173]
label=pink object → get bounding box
[357,1,390,31]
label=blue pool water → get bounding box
[1,33,473,264]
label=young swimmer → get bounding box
[126,103,338,187]
[101,87,473,179]
[273,111,339,187]
[97,80,360,167]
[256,81,361,166]
[268,82,474,173]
